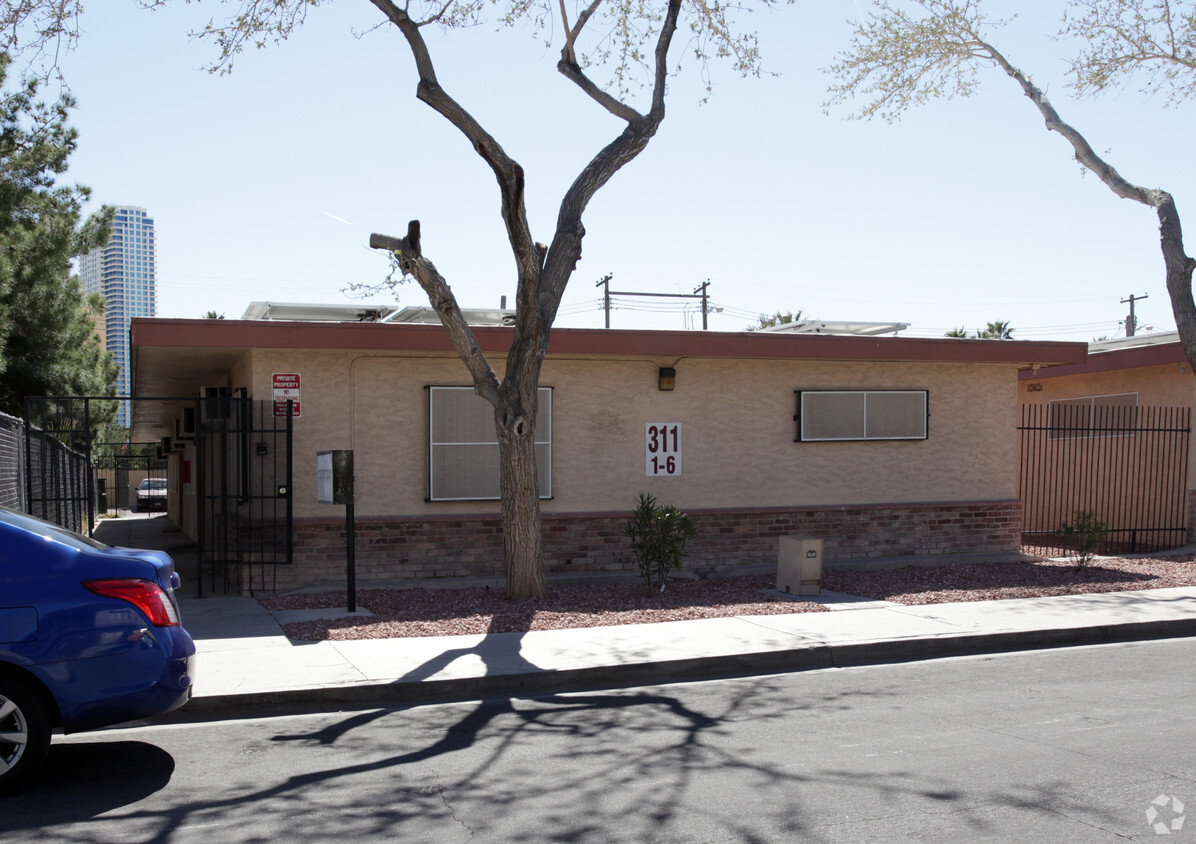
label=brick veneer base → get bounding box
[262,499,1023,592]
[1188,490,1196,546]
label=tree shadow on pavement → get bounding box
[0,741,175,833]
[0,671,1137,843]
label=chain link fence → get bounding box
[0,411,27,511]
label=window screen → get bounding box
[797,390,928,442]
[428,387,552,501]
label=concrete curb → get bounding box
[159,616,1196,724]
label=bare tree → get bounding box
[825,0,1196,369]
[46,0,779,599]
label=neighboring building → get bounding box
[130,306,1086,592]
[80,206,157,424]
[1018,331,1196,552]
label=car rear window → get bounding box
[0,506,109,551]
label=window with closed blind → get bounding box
[796,390,928,442]
[427,386,553,501]
[1047,392,1137,439]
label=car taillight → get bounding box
[82,578,181,627]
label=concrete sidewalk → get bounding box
[93,516,1196,722]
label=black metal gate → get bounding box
[196,397,293,595]
[94,443,168,515]
[21,395,294,594]
[1018,403,1191,555]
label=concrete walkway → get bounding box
[93,515,1196,722]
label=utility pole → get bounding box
[596,274,613,329]
[595,277,715,330]
[695,281,710,330]
[1121,293,1148,337]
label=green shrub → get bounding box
[622,493,697,593]
[1059,510,1108,570]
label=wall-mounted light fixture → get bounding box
[658,367,676,391]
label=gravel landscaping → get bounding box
[260,552,1196,642]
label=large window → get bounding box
[796,390,928,442]
[428,386,552,501]
[1047,392,1137,439]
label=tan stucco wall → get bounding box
[244,350,1018,520]
[1021,361,1196,408]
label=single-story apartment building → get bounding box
[130,307,1086,591]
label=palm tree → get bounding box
[946,321,1014,339]
[977,321,1014,339]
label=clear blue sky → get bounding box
[50,1,1195,340]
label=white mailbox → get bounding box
[777,536,823,596]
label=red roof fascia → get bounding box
[131,318,1087,366]
[1018,340,1186,380]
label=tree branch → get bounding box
[981,38,1161,207]
[370,0,538,274]
[555,2,643,119]
[1062,0,1196,103]
[556,60,644,122]
[558,0,576,65]
[828,0,1196,370]
[369,227,501,406]
[540,0,682,325]
[369,0,549,392]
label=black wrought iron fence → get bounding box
[24,422,94,532]
[1018,403,1191,556]
[21,397,101,532]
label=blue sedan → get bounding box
[0,507,195,793]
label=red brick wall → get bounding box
[270,499,1023,591]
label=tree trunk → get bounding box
[495,399,546,599]
[1158,198,1196,372]
[370,0,683,599]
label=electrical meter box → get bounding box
[777,536,823,596]
[317,450,354,505]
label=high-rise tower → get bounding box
[79,206,156,426]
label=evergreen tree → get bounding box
[0,53,115,419]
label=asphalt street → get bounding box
[3,637,1193,843]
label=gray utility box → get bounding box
[777,536,823,596]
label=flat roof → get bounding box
[134,317,1085,355]
[129,318,1087,438]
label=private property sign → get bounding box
[273,373,301,417]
